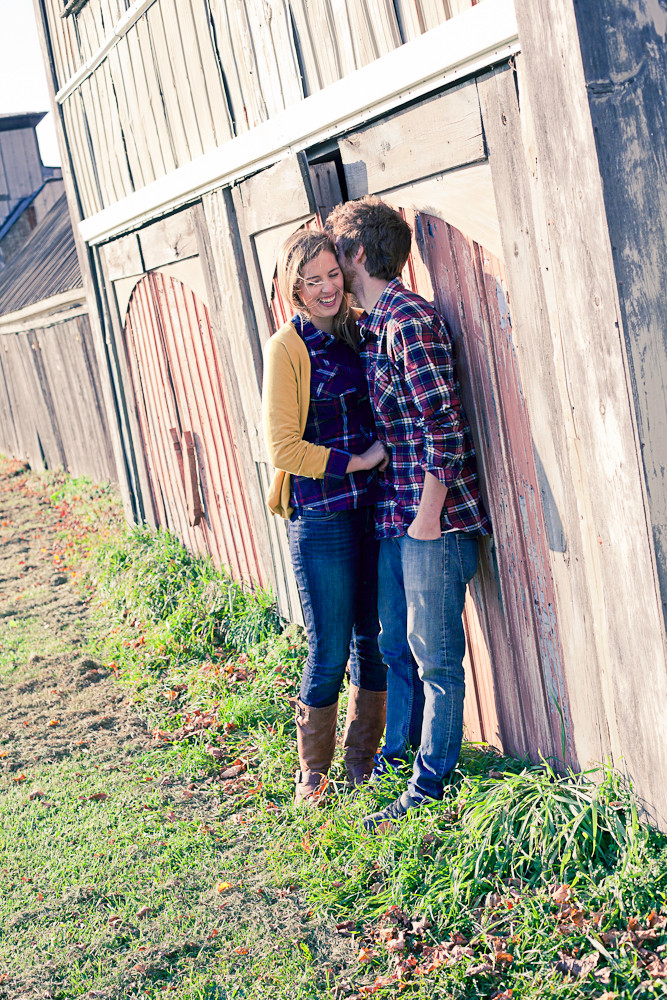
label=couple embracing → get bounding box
[263,196,490,831]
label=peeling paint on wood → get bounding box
[123,271,264,586]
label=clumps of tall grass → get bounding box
[92,524,283,653]
[444,760,646,902]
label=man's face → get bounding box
[335,240,364,301]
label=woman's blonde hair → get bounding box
[276,229,359,349]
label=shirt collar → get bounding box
[358,278,403,337]
[294,313,336,348]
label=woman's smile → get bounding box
[298,249,345,331]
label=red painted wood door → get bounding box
[402,210,572,765]
[123,272,264,587]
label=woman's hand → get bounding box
[346,440,390,474]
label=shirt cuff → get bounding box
[324,448,350,485]
[423,462,459,488]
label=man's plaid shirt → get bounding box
[359,279,491,539]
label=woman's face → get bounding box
[297,250,345,331]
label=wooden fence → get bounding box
[0,314,116,483]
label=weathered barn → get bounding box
[30,0,667,823]
[0,112,116,482]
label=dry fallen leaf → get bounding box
[89,792,108,802]
[358,947,375,963]
[411,915,432,935]
[467,962,494,977]
[216,882,233,893]
[136,906,150,920]
[554,952,599,979]
[220,763,246,779]
[551,884,572,904]
[335,920,356,935]
[385,932,406,953]
[29,790,45,800]
[647,957,667,979]
[234,947,249,955]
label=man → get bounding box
[326,197,491,829]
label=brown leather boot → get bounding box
[343,685,387,786]
[294,699,338,805]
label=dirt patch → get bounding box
[0,468,150,775]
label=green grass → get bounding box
[1,464,666,999]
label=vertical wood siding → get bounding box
[0,315,116,482]
[573,0,667,628]
[412,212,572,762]
[50,0,477,215]
[122,271,264,586]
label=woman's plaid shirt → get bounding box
[359,279,491,539]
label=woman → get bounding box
[263,230,388,804]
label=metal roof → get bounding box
[0,112,47,132]
[0,192,82,316]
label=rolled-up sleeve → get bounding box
[391,317,465,486]
[323,447,350,486]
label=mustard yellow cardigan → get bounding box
[262,321,331,519]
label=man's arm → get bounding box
[392,313,463,537]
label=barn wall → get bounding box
[44,0,477,218]
[0,127,44,223]
[573,0,667,629]
[480,4,667,823]
[0,313,117,483]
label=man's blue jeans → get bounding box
[289,506,387,708]
[378,531,479,801]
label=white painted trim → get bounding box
[55,0,158,104]
[78,0,519,246]
[0,289,87,334]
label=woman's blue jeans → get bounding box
[289,506,387,708]
[378,531,479,801]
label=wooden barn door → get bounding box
[400,211,569,760]
[123,271,264,587]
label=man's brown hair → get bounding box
[326,196,412,280]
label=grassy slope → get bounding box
[1,461,666,999]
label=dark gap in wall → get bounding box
[287,4,310,98]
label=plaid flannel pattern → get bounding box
[359,280,491,538]
[291,316,377,512]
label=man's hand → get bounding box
[346,440,390,474]
[407,513,442,540]
[407,471,447,539]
